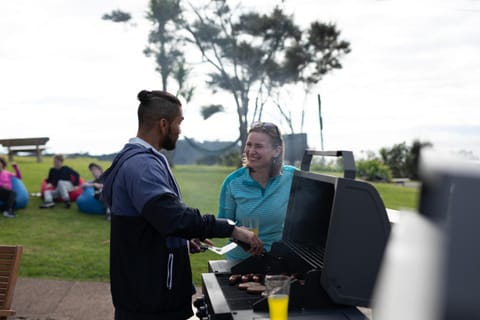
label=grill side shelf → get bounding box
[201,273,233,320]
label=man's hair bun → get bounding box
[137,90,152,103]
[137,90,181,106]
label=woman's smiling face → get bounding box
[245,131,279,171]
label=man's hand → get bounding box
[189,238,214,254]
[231,226,264,256]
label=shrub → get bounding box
[219,150,241,167]
[310,158,344,173]
[356,159,392,182]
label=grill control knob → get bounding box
[193,295,205,308]
[194,295,210,319]
[196,305,209,319]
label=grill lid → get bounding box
[282,155,390,307]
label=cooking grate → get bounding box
[284,241,325,269]
[216,274,263,310]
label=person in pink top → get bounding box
[0,156,22,218]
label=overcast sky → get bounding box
[1,0,479,160]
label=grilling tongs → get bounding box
[200,239,266,255]
[200,242,238,255]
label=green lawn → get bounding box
[0,156,420,285]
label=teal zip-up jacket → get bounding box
[218,165,296,260]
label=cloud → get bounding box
[1,0,479,158]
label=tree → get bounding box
[407,139,433,180]
[104,1,351,155]
[103,1,196,166]
[181,1,351,152]
[201,104,225,119]
[143,0,194,99]
[380,142,410,178]
[103,1,194,100]
[380,140,433,179]
[102,10,132,23]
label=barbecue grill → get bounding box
[373,150,480,320]
[196,150,392,319]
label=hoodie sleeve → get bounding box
[143,193,235,240]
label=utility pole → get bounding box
[318,94,324,151]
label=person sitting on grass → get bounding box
[0,156,22,218]
[82,162,104,199]
[39,154,80,209]
[82,162,111,220]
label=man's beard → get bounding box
[163,129,177,151]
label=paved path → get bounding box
[11,278,202,320]
[11,278,372,320]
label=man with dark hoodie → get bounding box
[102,90,263,320]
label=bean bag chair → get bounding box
[12,177,29,209]
[41,177,84,202]
[0,176,28,209]
[76,186,106,215]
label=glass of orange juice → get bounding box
[241,216,259,236]
[265,274,290,320]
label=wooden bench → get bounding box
[0,137,49,163]
[0,245,23,320]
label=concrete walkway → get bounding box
[11,278,201,320]
[11,278,372,320]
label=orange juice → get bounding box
[268,294,289,320]
[242,217,259,236]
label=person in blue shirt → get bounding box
[102,90,263,320]
[218,122,297,260]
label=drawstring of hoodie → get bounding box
[167,253,174,290]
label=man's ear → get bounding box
[158,118,168,133]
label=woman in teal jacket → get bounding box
[218,122,297,260]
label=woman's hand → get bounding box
[231,226,264,256]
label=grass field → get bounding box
[0,156,420,285]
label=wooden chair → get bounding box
[0,245,22,320]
